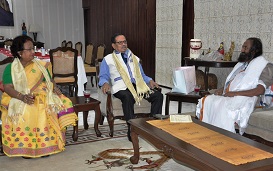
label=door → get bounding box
[82,0,156,79]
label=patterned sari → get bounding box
[1,60,77,158]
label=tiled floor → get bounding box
[78,78,196,126]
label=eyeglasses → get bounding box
[115,40,127,45]
[23,48,34,51]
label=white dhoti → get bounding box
[196,56,268,134]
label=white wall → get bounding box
[194,0,273,88]
[156,0,273,88]
[0,0,84,51]
[156,0,183,87]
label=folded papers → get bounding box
[170,114,192,123]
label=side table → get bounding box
[165,91,201,115]
[184,57,237,91]
[69,96,102,141]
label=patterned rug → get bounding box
[65,122,128,146]
[66,123,170,170]
[85,148,170,171]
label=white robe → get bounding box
[196,56,268,134]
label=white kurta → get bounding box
[196,56,268,134]
[104,51,140,94]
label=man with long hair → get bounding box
[196,37,273,134]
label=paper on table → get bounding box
[170,114,192,123]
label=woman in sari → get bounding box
[0,35,78,158]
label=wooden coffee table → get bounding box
[69,96,102,141]
[129,118,273,171]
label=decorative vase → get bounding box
[190,39,202,59]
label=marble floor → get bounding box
[0,78,197,171]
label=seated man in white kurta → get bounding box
[98,33,163,141]
[196,37,273,134]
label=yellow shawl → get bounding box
[112,51,152,104]
[8,58,65,124]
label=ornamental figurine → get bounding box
[217,42,224,55]
[224,41,235,61]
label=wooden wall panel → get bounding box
[82,0,156,79]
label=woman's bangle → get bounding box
[17,92,21,99]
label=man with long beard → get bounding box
[196,37,273,134]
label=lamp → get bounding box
[29,24,40,42]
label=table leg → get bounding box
[72,112,79,141]
[130,126,139,164]
[83,111,89,130]
[178,101,182,113]
[204,67,209,91]
[94,105,102,137]
[165,95,170,115]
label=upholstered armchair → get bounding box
[0,57,14,153]
[49,47,78,96]
[61,40,66,47]
[0,113,2,153]
[75,41,83,56]
[65,41,73,48]
[98,88,153,137]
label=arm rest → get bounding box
[97,88,113,117]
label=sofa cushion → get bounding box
[248,108,273,131]
[245,124,273,142]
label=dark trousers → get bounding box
[113,89,163,122]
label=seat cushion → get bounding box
[54,76,75,83]
[84,66,96,72]
[245,124,273,142]
[248,108,273,131]
[111,97,151,117]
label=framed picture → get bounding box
[0,0,14,26]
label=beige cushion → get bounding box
[245,108,273,142]
[245,124,273,142]
[54,76,75,83]
[248,108,273,131]
[84,66,96,72]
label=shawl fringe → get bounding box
[112,51,151,104]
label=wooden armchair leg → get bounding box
[90,76,95,87]
[69,85,73,97]
[100,115,105,125]
[106,113,114,137]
